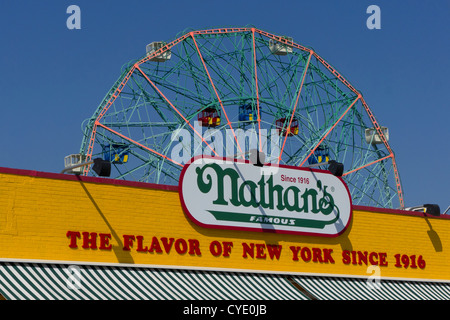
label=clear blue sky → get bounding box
[0,0,448,212]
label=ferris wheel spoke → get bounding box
[342,154,392,177]
[251,28,263,152]
[93,126,181,183]
[190,32,244,158]
[278,50,312,164]
[300,94,361,167]
[96,122,183,167]
[135,64,219,157]
[253,45,301,107]
[196,39,246,100]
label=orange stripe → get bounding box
[278,50,313,163]
[300,95,361,167]
[251,28,263,153]
[96,122,183,167]
[343,154,393,176]
[190,32,244,158]
[135,65,219,157]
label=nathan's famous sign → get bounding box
[179,157,352,237]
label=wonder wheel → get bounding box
[80,27,404,209]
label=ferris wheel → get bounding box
[79,27,404,209]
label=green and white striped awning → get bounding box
[0,262,308,300]
[291,275,450,300]
[0,262,449,300]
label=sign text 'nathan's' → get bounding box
[179,157,352,237]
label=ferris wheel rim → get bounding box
[80,26,404,209]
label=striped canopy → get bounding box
[0,262,449,300]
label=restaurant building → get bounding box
[0,157,449,301]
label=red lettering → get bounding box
[351,250,357,265]
[67,231,81,248]
[242,242,254,258]
[123,234,135,251]
[136,235,148,252]
[161,237,174,253]
[174,238,187,254]
[149,236,163,253]
[210,240,222,257]
[312,248,323,262]
[369,252,378,265]
[300,247,311,262]
[290,246,301,261]
[379,252,388,266]
[71,232,203,256]
[99,233,112,250]
[188,239,202,256]
[291,246,333,263]
[82,232,97,249]
[358,251,368,265]
[221,241,232,257]
[255,244,266,259]
[242,243,279,259]
[209,241,232,257]
[342,250,388,267]
[281,175,296,183]
[267,245,282,260]
[342,250,351,264]
[323,249,335,263]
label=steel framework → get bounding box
[80,27,404,209]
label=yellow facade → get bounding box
[0,168,448,282]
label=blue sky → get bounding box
[0,0,448,212]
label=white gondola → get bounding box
[269,37,293,55]
[365,126,389,144]
[63,154,86,174]
[146,41,171,62]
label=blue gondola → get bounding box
[239,104,254,122]
[308,146,330,165]
[103,144,129,164]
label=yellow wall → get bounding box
[0,168,448,282]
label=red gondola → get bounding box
[276,117,299,136]
[198,108,221,127]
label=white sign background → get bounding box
[179,157,352,237]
